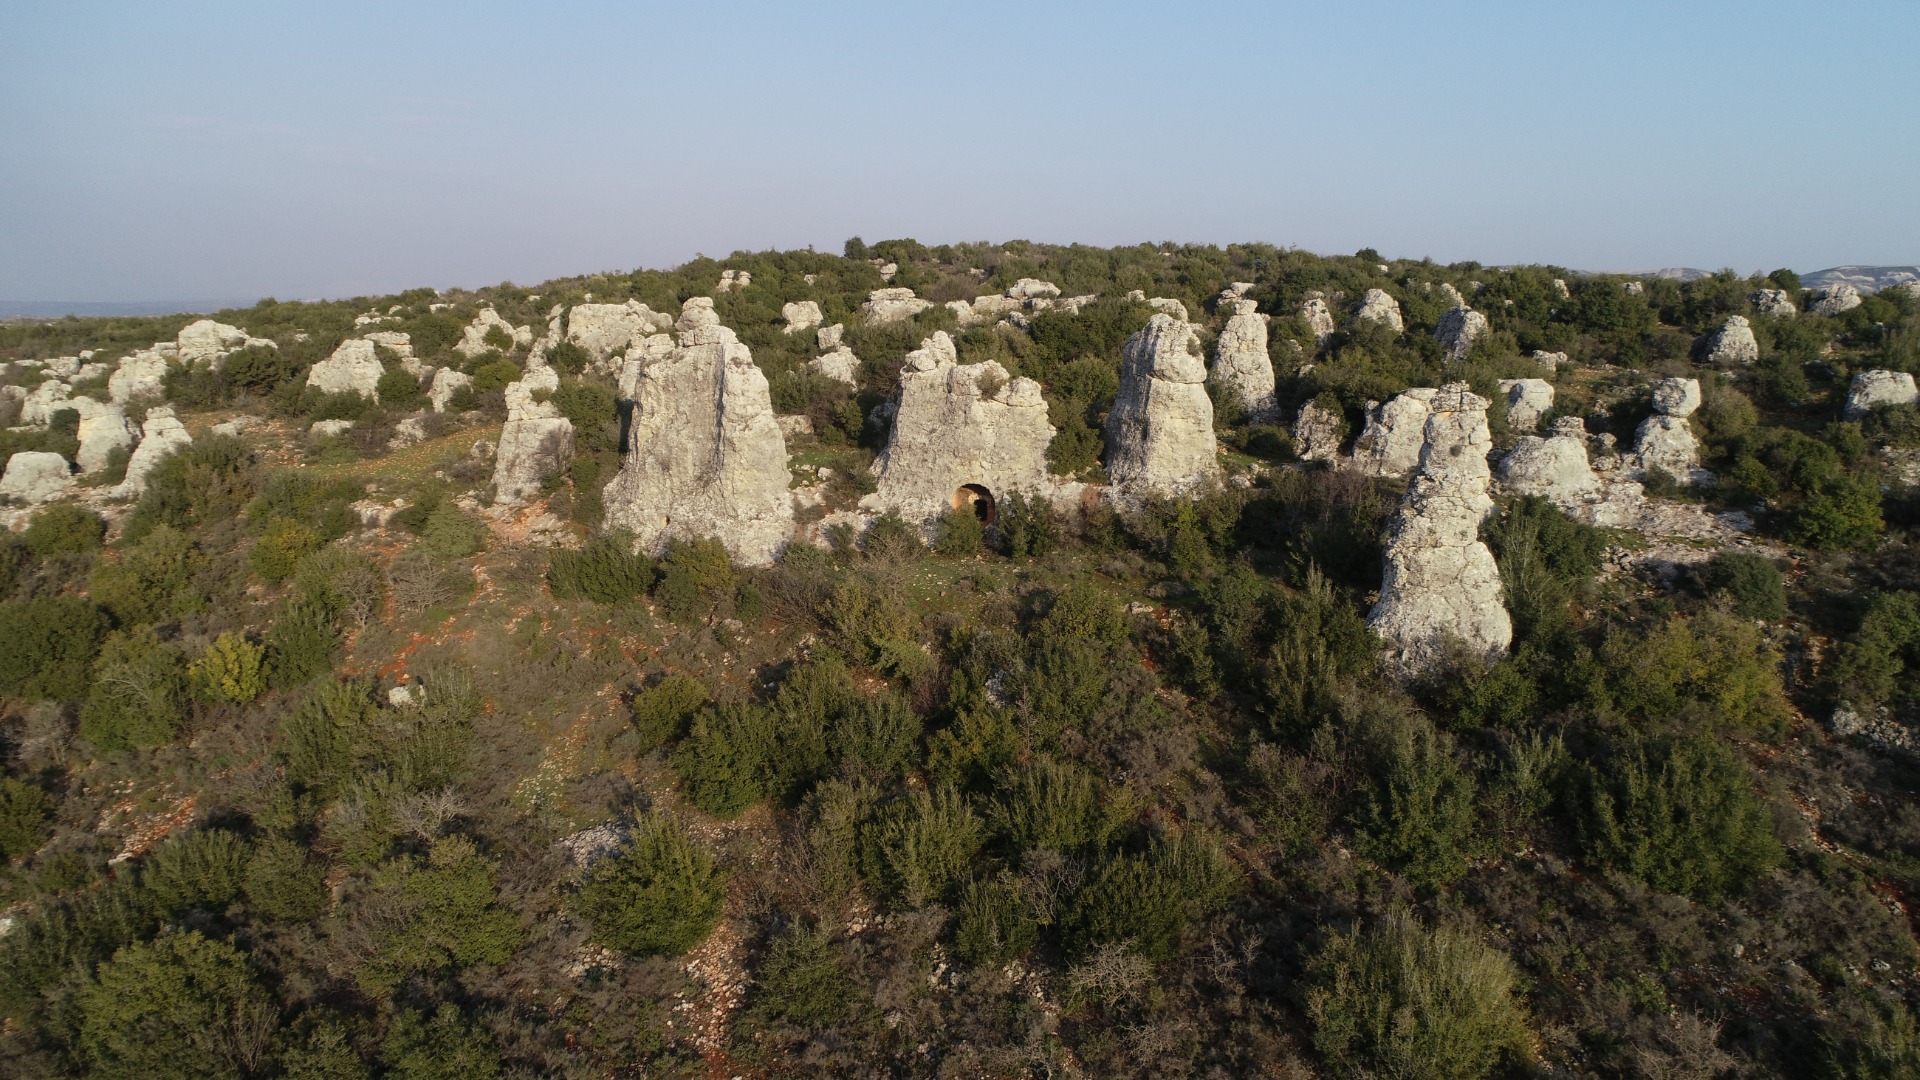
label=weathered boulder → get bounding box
[1007,278,1061,300]
[817,324,845,350]
[1292,401,1344,463]
[1351,388,1437,478]
[21,379,72,426]
[1208,300,1276,421]
[1368,383,1511,670]
[1704,315,1759,366]
[865,331,1055,523]
[310,419,355,438]
[492,366,573,505]
[1889,283,1920,301]
[176,319,272,366]
[1651,377,1702,417]
[1845,369,1919,421]
[1438,282,1467,307]
[1433,305,1488,361]
[601,301,792,566]
[1498,417,1603,503]
[566,301,672,364]
[428,367,472,412]
[1104,314,1219,499]
[1633,377,1703,480]
[1750,289,1797,317]
[108,349,171,404]
[115,408,191,497]
[0,452,73,504]
[1623,280,1645,296]
[1552,278,1571,300]
[454,308,533,358]
[305,339,385,401]
[1499,378,1554,432]
[1300,294,1335,344]
[1354,288,1404,333]
[861,288,933,324]
[210,415,263,438]
[1810,284,1863,317]
[782,300,824,334]
[1147,298,1189,321]
[73,401,135,473]
[810,344,860,385]
[388,416,430,451]
[1531,350,1568,372]
[717,269,751,293]
[1055,294,1098,315]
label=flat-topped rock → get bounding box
[1104,314,1218,499]
[177,319,272,366]
[860,288,933,324]
[1006,278,1061,300]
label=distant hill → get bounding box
[0,298,257,319]
[1801,265,1920,293]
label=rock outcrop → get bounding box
[0,452,74,505]
[428,367,472,412]
[115,408,191,497]
[1354,288,1404,333]
[1368,383,1511,670]
[1147,298,1189,321]
[1750,289,1797,317]
[810,323,860,385]
[21,379,72,426]
[1499,417,1604,504]
[491,366,574,505]
[73,400,135,473]
[176,319,273,367]
[1531,350,1569,372]
[1292,401,1344,463]
[782,300,824,334]
[1104,314,1219,499]
[864,331,1055,523]
[1845,369,1919,421]
[717,269,751,293]
[860,288,933,324]
[1208,300,1276,421]
[1633,377,1703,481]
[1704,315,1760,366]
[1007,278,1061,300]
[108,349,171,403]
[601,299,792,566]
[305,339,385,401]
[1499,378,1554,432]
[567,301,672,363]
[1300,294,1335,344]
[1433,305,1488,361]
[455,308,533,358]
[1809,284,1863,317]
[1351,388,1436,478]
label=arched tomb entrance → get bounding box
[954,484,996,526]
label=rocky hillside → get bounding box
[2,240,1920,1077]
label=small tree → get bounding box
[933,505,985,557]
[250,518,322,584]
[381,1002,502,1080]
[356,835,523,993]
[0,778,54,863]
[74,931,277,1080]
[1699,551,1786,620]
[571,813,725,958]
[0,596,109,702]
[80,629,190,750]
[654,537,736,622]
[190,632,268,704]
[22,503,105,558]
[548,534,654,603]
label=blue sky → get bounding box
[2,0,1914,302]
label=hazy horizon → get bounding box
[4,0,1915,304]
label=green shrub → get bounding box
[933,505,985,557]
[22,503,105,558]
[1306,911,1531,1080]
[987,755,1114,855]
[358,835,523,992]
[1574,732,1783,900]
[189,631,268,704]
[468,359,521,394]
[280,680,377,794]
[545,340,589,375]
[572,814,725,958]
[751,923,857,1027]
[243,835,327,922]
[1832,591,1920,710]
[265,597,340,688]
[860,510,922,562]
[654,537,735,622]
[0,778,54,863]
[997,489,1059,558]
[548,534,653,603]
[861,785,985,908]
[1062,833,1235,961]
[376,365,424,409]
[1789,473,1883,550]
[124,435,255,540]
[417,501,486,559]
[381,1002,502,1080]
[1699,550,1786,619]
[953,876,1041,967]
[0,596,110,702]
[141,828,250,914]
[74,931,274,1080]
[629,673,710,753]
[828,691,921,782]
[87,525,206,625]
[80,629,190,750]
[1352,715,1479,887]
[250,518,323,584]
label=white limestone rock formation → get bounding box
[21,379,72,426]
[304,339,385,401]
[860,288,933,324]
[1553,278,1571,300]
[310,419,355,438]
[817,324,845,350]
[1292,401,1344,463]
[566,301,672,364]
[1300,294,1335,344]
[491,366,574,505]
[1055,294,1098,315]
[782,300,825,335]
[717,269,751,293]
[864,331,1055,524]
[1147,298,1190,321]
[0,452,74,505]
[115,408,191,497]
[73,401,135,473]
[810,343,860,385]
[1007,278,1061,300]
[428,367,473,412]
[1810,284,1863,317]
[1104,314,1219,500]
[1704,315,1759,366]
[601,299,793,566]
[1354,288,1405,333]
[1890,283,1920,301]
[454,308,533,358]
[1351,388,1437,479]
[1531,351,1568,372]
[1433,305,1488,361]
[1499,417,1604,504]
[1750,289,1797,317]
[1438,283,1467,307]
[1622,280,1645,296]
[108,349,171,404]
[1208,300,1276,421]
[176,319,273,367]
[1368,383,1511,670]
[1633,377,1703,480]
[1499,378,1554,432]
[1845,369,1919,421]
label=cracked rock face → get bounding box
[176,319,272,368]
[1499,417,1603,503]
[1292,401,1344,463]
[601,299,793,566]
[1433,305,1488,362]
[1208,300,1276,421]
[567,301,672,363]
[1300,294,1335,344]
[305,339,385,401]
[860,288,933,324]
[1632,377,1704,480]
[1499,378,1554,432]
[491,366,574,505]
[114,407,192,498]
[864,331,1056,523]
[1354,288,1404,333]
[429,368,472,412]
[455,308,533,358]
[108,349,171,404]
[1705,315,1759,366]
[1845,369,1919,421]
[1351,388,1436,478]
[1750,289,1797,317]
[1368,383,1512,670]
[1104,314,1219,499]
[73,400,135,473]
[1809,284,1863,317]
[1651,377,1702,418]
[0,451,74,504]
[1007,278,1061,300]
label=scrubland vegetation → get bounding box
[2,239,1920,1077]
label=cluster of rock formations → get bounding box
[567,301,673,365]
[1809,284,1863,317]
[860,288,934,324]
[1750,289,1797,317]
[809,324,860,385]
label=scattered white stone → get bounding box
[73,401,135,473]
[1552,278,1570,300]
[389,415,429,451]
[817,324,845,350]
[716,269,751,293]
[176,319,272,367]
[210,415,264,438]
[1209,300,1276,421]
[1354,288,1404,333]
[1351,388,1437,479]
[1623,280,1645,295]
[1438,283,1467,307]
[0,452,74,504]
[860,288,933,324]
[1531,350,1569,372]
[1844,369,1919,421]
[304,339,385,401]
[1499,378,1554,433]
[1704,315,1759,366]
[1007,278,1061,300]
[1104,314,1219,500]
[1651,377,1702,417]
[388,683,423,707]
[20,379,72,426]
